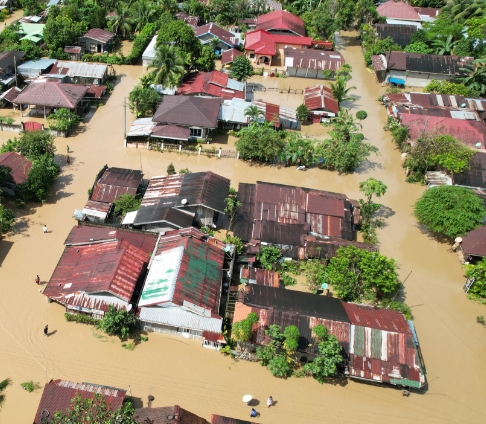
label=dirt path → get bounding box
[0,32,485,424]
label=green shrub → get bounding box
[20,381,40,393]
[122,342,135,351]
[64,313,99,326]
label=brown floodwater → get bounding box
[1,31,486,424]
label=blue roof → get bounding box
[47,0,60,6]
[17,59,56,71]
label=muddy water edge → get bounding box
[0,31,485,424]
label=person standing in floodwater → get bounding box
[67,145,69,153]
[250,408,257,418]
[43,225,47,234]
[267,396,274,408]
[35,275,40,285]
[67,156,71,165]
[43,325,48,336]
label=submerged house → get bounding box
[78,28,115,53]
[0,152,32,197]
[375,24,417,47]
[50,61,108,85]
[194,23,240,53]
[137,228,229,348]
[233,181,369,259]
[133,171,230,231]
[284,49,345,79]
[376,0,422,27]
[34,380,126,424]
[178,71,245,100]
[304,85,339,122]
[0,51,25,88]
[44,226,155,318]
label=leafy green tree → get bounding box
[18,39,43,60]
[410,29,429,44]
[441,0,484,24]
[465,16,486,41]
[459,59,486,96]
[0,165,10,186]
[301,326,343,383]
[235,125,287,163]
[256,324,295,378]
[47,108,81,132]
[230,55,254,82]
[355,0,378,25]
[404,42,433,54]
[167,163,176,175]
[51,393,135,423]
[43,15,88,53]
[98,305,136,339]
[232,312,258,343]
[267,354,293,378]
[280,134,316,167]
[223,235,244,255]
[257,246,282,270]
[6,131,56,161]
[324,246,401,302]
[423,79,475,97]
[283,325,300,354]
[148,45,187,88]
[296,104,310,121]
[414,186,486,240]
[16,155,60,203]
[113,194,141,218]
[20,0,46,16]
[131,0,158,33]
[156,20,201,68]
[465,258,486,300]
[128,85,160,118]
[432,34,459,55]
[244,105,262,123]
[196,45,216,72]
[300,259,326,292]
[107,2,134,37]
[0,204,15,236]
[329,77,356,107]
[359,178,387,243]
[0,378,11,409]
[225,187,242,231]
[355,110,367,120]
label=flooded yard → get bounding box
[0,32,485,424]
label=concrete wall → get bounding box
[286,67,326,79]
[388,70,455,88]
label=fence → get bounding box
[246,83,304,95]
[127,140,240,159]
[0,123,67,137]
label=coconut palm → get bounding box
[459,59,486,96]
[131,0,158,32]
[148,45,188,88]
[280,134,316,166]
[432,35,459,55]
[107,2,133,38]
[441,0,484,23]
[244,105,263,123]
[329,77,356,107]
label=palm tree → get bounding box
[280,133,316,166]
[244,105,263,123]
[107,2,133,38]
[0,378,10,408]
[432,35,459,56]
[148,45,188,88]
[442,0,484,23]
[330,109,362,143]
[459,59,486,96]
[329,77,356,107]
[131,0,157,33]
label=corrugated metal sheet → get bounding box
[304,85,339,114]
[134,405,208,423]
[0,152,32,185]
[375,24,417,47]
[82,200,111,219]
[178,71,245,100]
[453,152,486,189]
[139,306,222,333]
[50,61,108,79]
[34,380,125,424]
[343,303,412,334]
[460,225,486,258]
[64,292,129,314]
[211,415,256,424]
[44,239,149,303]
[385,51,473,75]
[91,167,143,203]
[82,28,115,43]
[285,49,344,71]
[240,266,280,287]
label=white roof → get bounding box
[142,35,158,61]
[138,246,184,306]
[386,19,422,28]
[218,98,250,124]
[139,306,223,333]
[81,206,109,220]
[226,78,245,92]
[127,117,155,137]
[122,210,138,225]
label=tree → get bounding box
[329,77,356,107]
[465,258,486,300]
[414,186,486,240]
[459,59,486,96]
[0,204,15,236]
[20,0,46,16]
[18,40,44,61]
[441,0,484,24]
[404,42,434,54]
[98,305,136,339]
[156,20,201,67]
[324,246,401,302]
[232,312,258,343]
[196,45,216,72]
[296,104,310,122]
[16,155,60,203]
[148,45,187,88]
[113,194,141,218]
[280,134,316,167]
[355,110,367,120]
[6,131,56,161]
[0,378,10,409]
[244,105,263,123]
[235,125,287,163]
[300,259,326,292]
[257,246,282,270]
[224,187,242,231]
[131,0,158,33]
[432,34,459,55]
[301,325,342,383]
[128,85,160,118]
[47,108,81,132]
[267,354,293,378]
[283,325,300,354]
[167,163,176,175]
[50,393,135,424]
[107,2,134,37]
[424,79,475,96]
[230,55,254,82]
[43,15,87,53]
[0,165,10,186]
[359,178,387,244]
[256,325,295,378]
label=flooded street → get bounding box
[1,31,486,424]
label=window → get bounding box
[90,43,96,52]
[190,128,202,137]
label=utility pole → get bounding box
[123,97,126,139]
[14,55,17,87]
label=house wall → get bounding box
[388,70,454,87]
[189,126,207,139]
[0,58,15,75]
[275,43,308,66]
[78,37,112,54]
[138,320,204,339]
[286,67,326,79]
[187,205,215,227]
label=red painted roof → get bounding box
[245,30,312,56]
[256,10,305,36]
[0,152,32,184]
[64,225,158,255]
[399,113,486,149]
[34,379,125,424]
[221,48,243,65]
[343,303,412,334]
[82,28,115,43]
[304,85,339,114]
[44,239,150,303]
[177,71,245,100]
[377,1,421,21]
[83,84,106,99]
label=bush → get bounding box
[236,125,287,163]
[296,104,310,121]
[20,381,40,393]
[355,110,368,120]
[113,194,141,217]
[167,163,176,175]
[223,235,244,255]
[98,306,136,339]
[424,79,477,97]
[16,155,60,203]
[257,246,282,270]
[279,272,297,287]
[64,313,99,326]
[0,204,15,236]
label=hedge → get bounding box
[64,312,99,326]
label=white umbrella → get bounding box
[243,394,253,404]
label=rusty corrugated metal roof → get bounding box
[256,10,305,36]
[385,51,473,74]
[240,266,280,287]
[285,49,344,71]
[460,225,486,258]
[454,152,486,189]
[44,239,150,304]
[0,152,32,185]
[82,28,115,43]
[34,380,125,424]
[304,85,339,114]
[134,405,208,423]
[211,415,256,424]
[343,303,412,334]
[91,167,143,203]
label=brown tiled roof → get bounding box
[134,405,208,423]
[151,124,191,140]
[461,225,486,257]
[153,96,223,128]
[91,167,143,203]
[221,48,243,65]
[34,380,126,424]
[0,152,32,184]
[82,28,115,43]
[13,81,87,108]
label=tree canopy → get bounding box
[43,15,88,53]
[414,186,486,239]
[465,258,486,300]
[98,305,137,339]
[113,194,141,218]
[229,55,254,82]
[235,125,287,163]
[232,312,258,343]
[128,85,160,118]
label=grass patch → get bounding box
[122,342,135,351]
